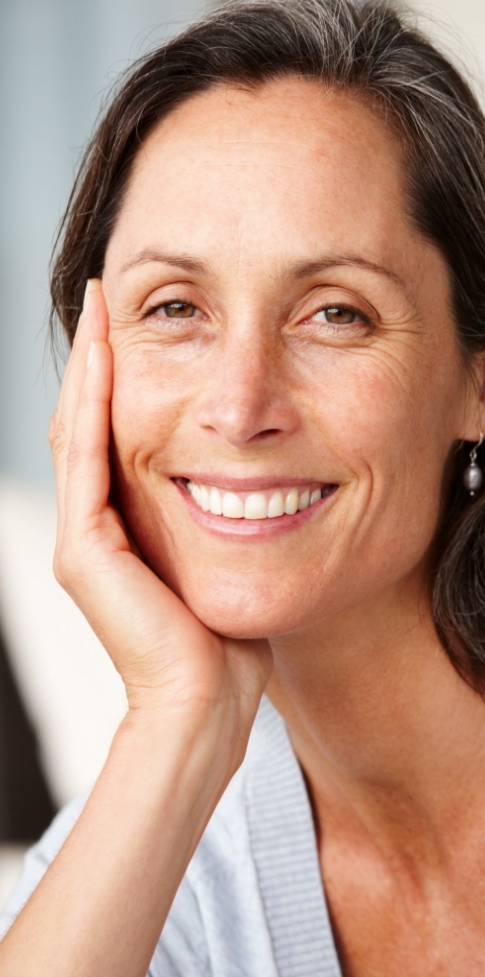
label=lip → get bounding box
[177,473,327,492]
[173,478,338,539]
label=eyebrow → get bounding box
[290,254,406,289]
[120,249,209,275]
[120,248,406,289]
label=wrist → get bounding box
[113,694,246,807]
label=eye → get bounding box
[159,301,198,319]
[312,306,362,326]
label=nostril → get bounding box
[256,428,280,440]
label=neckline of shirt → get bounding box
[245,698,342,977]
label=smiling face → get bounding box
[102,76,478,639]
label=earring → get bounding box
[463,433,484,496]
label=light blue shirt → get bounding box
[0,699,342,976]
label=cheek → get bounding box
[110,344,202,467]
[297,346,459,569]
[296,345,439,479]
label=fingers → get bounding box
[53,334,118,597]
[65,339,113,528]
[50,280,109,536]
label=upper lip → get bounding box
[175,474,335,491]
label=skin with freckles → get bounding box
[105,80,474,640]
[99,78,485,975]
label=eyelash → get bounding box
[142,301,201,321]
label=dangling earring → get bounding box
[463,433,484,496]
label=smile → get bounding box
[186,481,334,520]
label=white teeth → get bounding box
[209,487,223,515]
[186,481,330,519]
[244,493,267,519]
[200,485,211,512]
[268,491,285,518]
[284,487,299,515]
[298,489,310,511]
[222,492,244,519]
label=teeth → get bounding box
[244,493,267,519]
[209,487,223,515]
[268,491,285,518]
[186,481,332,520]
[298,489,310,511]
[222,492,244,519]
[200,485,211,512]
[284,487,299,515]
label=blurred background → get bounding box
[0,0,484,912]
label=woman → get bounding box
[2,0,485,972]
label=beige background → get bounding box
[412,0,485,97]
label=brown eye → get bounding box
[323,307,357,325]
[163,301,197,318]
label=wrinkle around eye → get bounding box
[132,308,217,356]
[296,311,372,342]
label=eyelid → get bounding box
[296,283,377,323]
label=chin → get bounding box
[122,494,327,638]
[176,579,312,640]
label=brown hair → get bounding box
[50,0,485,691]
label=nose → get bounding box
[194,326,299,447]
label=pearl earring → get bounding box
[463,433,484,497]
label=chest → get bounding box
[320,849,485,977]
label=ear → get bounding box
[458,350,485,442]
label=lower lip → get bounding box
[174,481,338,539]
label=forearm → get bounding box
[0,704,236,977]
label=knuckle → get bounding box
[66,440,82,471]
[50,418,69,458]
[48,411,58,446]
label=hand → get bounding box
[49,280,272,762]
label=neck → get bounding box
[268,577,485,871]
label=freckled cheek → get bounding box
[298,357,423,476]
[110,354,197,469]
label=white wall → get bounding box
[0,0,209,488]
[412,0,485,83]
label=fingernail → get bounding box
[83,279,94,313]
[87,341,95,369]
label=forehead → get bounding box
[106,76,421,277]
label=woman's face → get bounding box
[103,77,479,638]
